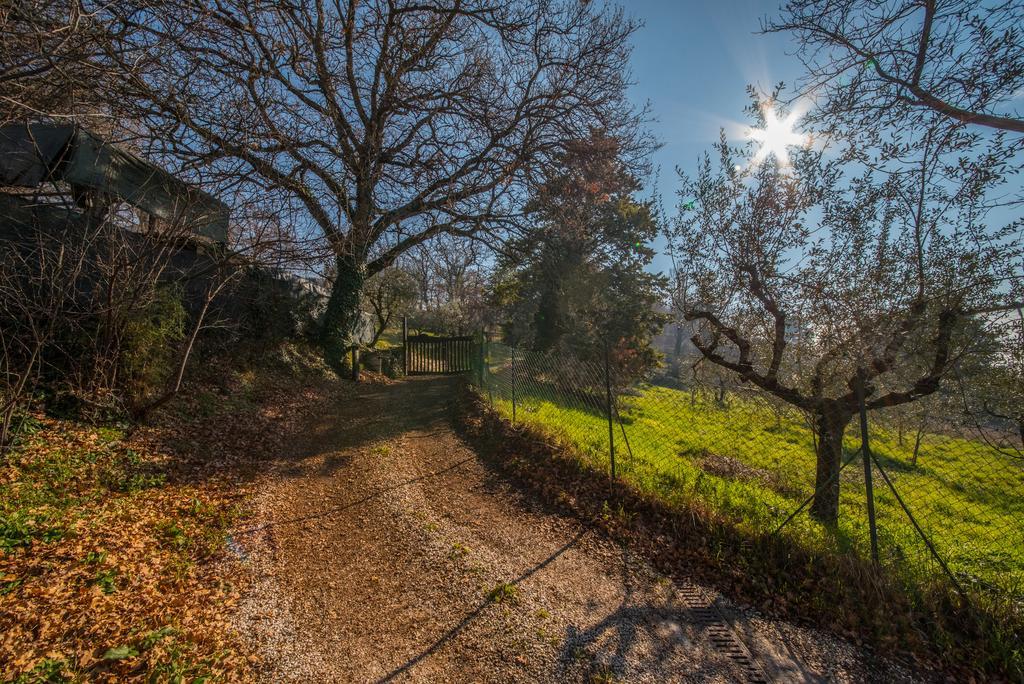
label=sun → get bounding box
[749,106,807,167]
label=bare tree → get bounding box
[112,0,645,371]
[0,182,206,447]
[0,0,161,132]
[0,205,97,451]
[765,0,1024,135]
[671,94,1022,525]
[404,245,438,311]
[428,235,485,308]
[2,0,98,122]
[401,235,492,334]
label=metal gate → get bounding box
[405,335,475,375]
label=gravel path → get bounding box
[233,376,924,683]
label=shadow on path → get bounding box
[376,529,589,683]
[234,456,474,536]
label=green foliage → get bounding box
[121,286,187,402]
[495,131,667,379]
[0,433,172,557]
[12,657,71,683]
[84,549,108,565]
[0,455,76,554]
[96,624,213,682]
[157,520,189,551]
[2,413,44,450]
[99,449,166,493]
[94,425,126,443]
[102,645,140,661]
[487,581,519,604]
[92,568,119,594]
[151,498,238,563]
[140,626,178,650]
[1,511,38,553]
[487,380,1024,595]
[98,625,214,682]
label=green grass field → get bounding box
[373,328,404,349]
[482,358,1024,598]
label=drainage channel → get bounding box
[676,581,771,684]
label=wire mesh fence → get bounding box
[471,339,1024,606]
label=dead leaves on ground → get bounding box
[1,354,346,682]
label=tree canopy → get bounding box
[112,0,646,370]
[495,130,666,378]
[670,90,1022,523]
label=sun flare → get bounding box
[748,106,807,167]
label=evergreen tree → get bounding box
[495,131,667,379]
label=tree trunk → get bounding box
[809,404,854,526]
[320,253,366,374]
[911,411,929,466]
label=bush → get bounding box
[122,286,188,404]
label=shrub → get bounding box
[121,286,188,404]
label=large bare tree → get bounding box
[0,0,163,133]
[112,0,644,369]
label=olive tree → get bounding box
[671,95,1022,525]
[954,308,1024,458]
[765,0,1024,136]
[113,0,644,371]
[363,267,417,347]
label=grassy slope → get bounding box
[491,379,1024,597]
[373,328,404,350]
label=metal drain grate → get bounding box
[677,582,771,684]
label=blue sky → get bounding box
[626,1,1023,277]
[624,1,806,273]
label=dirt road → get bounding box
[233,376,921,683]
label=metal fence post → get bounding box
[511,344,517,422]
[857,368,879,564]
[402,315,409,376]
[485,335,494,406]
[605,342,616,480]
[476,330,485,388]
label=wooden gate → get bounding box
[405,334,475,375]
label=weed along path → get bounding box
[232,376,920,683]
